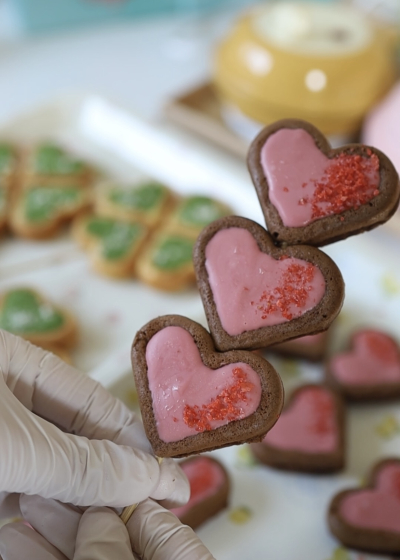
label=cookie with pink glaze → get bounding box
[269,330,331,362]
[328,458,400,554]
[169,456,230,529]
[247,119,400,247]
[194,216,344,352]
[131,314,284,458]
[326,329,400,401]
[250,384,345,473]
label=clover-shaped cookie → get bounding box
[247,119,400,246]
[0,288,77,348]
[251,384,345,473]
[21,143,94,186]
[10,183,91,239]
[73,214,149,278]
[131,315,283,458]
[95,182,175,228]
[194,216,344,351]
[329,458,400,554]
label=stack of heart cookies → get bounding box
[131,118,400,551]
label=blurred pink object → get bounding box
[363,81,400,175]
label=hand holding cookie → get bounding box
[0,330,189,517]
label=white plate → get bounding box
[2,94,400,560]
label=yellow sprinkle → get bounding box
[327,547,352,560]
[125,389,139,408]
[235,446,257,468]
[280,358,301,377]
[336,311,351,326]
[376,415,400,439]
[228,506,253,525]
[381,273,400,296]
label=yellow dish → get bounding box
[214,2,397,137]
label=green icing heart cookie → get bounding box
[0,144,14,174]
[23,186,84,222]
[33,144,86,175]
[86,217,144,260]
[0,289,65,333]
[152,236,194,270]
[178,196,230,228]
[109,183,166,211]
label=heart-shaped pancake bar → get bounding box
[329,458,400,554]
[247,119,400,246]
[132,315,284,457]
[251,384,345,473]
[326,329,400,401]
[194,216,344,351]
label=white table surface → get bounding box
[0,9,239,124]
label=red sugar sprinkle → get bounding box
[364,332,399,365]
[183,367,255,432]
[255,261,316,321]
[308,390,334,435]
[311,153,380,219]
[283,187,289,193]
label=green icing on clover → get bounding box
[24,186,83,222]
[152,236,194,270]
[179,196,228,227]
[34,144,85,175]
[0,289,65,333]
[109,183,165,211]
[86,217,143,260]
[0,144,14,174]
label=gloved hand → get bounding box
[0,329,189,517]
[0,495,216,560]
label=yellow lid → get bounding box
[214,2,397,136]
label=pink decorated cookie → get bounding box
[251,384,345,472]
[169,456,230,529]
[329,458,400,554]
[194,216,344,352]
[131,315,284,457]
[326,329,400,401]
[247,119,400,246]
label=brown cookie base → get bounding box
[328,458,400,554]
[194,215,344,352]
[247,119,400,247]
[171,456,230,530]
[131,314,284,458]
[250,384,345,473]
[268,330,331,362]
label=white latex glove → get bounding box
[0,494,216,560]
[0,330,189,514]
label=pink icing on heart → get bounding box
[146,326,262,442]
[330,330,400,386]
[261,128,380,227]
[262,386,338,453]
[340,463,400,533]
[205,227,326,336]
[170,457,226,519]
